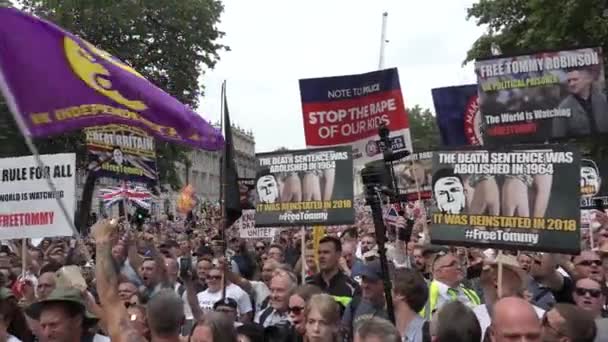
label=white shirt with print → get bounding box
[196,283,252,316]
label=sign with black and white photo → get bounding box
[394,151,432,201]
[580,158,608,209]
[430,145,581,253]
[238,178,256,210]
[85,125,157,184]
[254,146,354,227]
[475,47,607,143]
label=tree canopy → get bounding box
[465,0,608,156]
[0,0,227,187]
[408,105,440,152]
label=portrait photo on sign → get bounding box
[254,146,354,227]
[580,158,608,209]
[475,47,607,144]
[393,151,433,201]
[430,145,581,253]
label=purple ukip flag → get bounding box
[0,8,223,151]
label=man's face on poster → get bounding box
[257,175,279,204]
[434,176,465,214]
[581,166,601,197]
[113,148,124,165]
[567,70,593,97]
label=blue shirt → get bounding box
[403,315,426,342]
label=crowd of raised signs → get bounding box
[0,199,602,342]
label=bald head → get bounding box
[491,297,541,342]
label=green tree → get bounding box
[465,0,608,156]
[408,105,440,152]
[1,0,227,187]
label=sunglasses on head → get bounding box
[288,306,305,315]
[575,287,602,298]
[577,260,601,267]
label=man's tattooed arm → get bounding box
[96,240,147,342]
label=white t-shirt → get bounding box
[473,303,545,338]
[250,281,270,312]
[7,335,20,342]
[197,283,252,316]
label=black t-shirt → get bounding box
[553,276,574,304]
[307,271,360,299]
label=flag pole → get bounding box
[219,80,228,300]
[378,12,388,69]
[0,67,83,242]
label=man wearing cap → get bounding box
[26,287,109,342]
[342,259,389,340]
[214,298,243,328]
[471,253,544,339]
[419,251,481,319]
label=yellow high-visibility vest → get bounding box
[419,280,480,319]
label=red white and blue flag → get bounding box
[99,182,152,209]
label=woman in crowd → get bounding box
[0,288,33,342]
[289,285,323,341]
[189,311,238,342]
[304,294,342,342]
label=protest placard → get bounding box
[430,145,581,253]
[580,158,608,209]
[475,47,607,144]
[238,178,256,210]
[254,146,354,227]
[299,68,412,195]
[85,125,157,184]
[239,210,275,238]
[0,153,75,239]
[432,84,481,146]
[393,151,433,201]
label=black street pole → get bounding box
[364,184,395,324]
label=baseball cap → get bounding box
[213,297,238,310]
[354,259,383,281]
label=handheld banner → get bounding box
[475,47,607,144]
[581,158,608,209]
[299,68,412,195]
[432,84,481,146]
[254,146,354,227]
[86,125,157,184]
[0,8,223,150]
[430,145,581,253]
[238,178,256,210]
[0,153,75,239]
[394,151,433,201]
[239,210,275,238]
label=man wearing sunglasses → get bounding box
[420,251,480,319]
[537,251,605,305]
[541,303,596,342]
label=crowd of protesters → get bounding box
[0,200,606,342]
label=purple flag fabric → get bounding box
[0,8,223,150]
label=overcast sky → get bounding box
[198,0,486,152]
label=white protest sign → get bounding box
[239,210,275,239]
[0,153,75,239]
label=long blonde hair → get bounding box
[304,294,341,342]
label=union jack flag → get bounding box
[98,182,152,209]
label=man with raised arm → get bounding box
[92,219,147,342]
